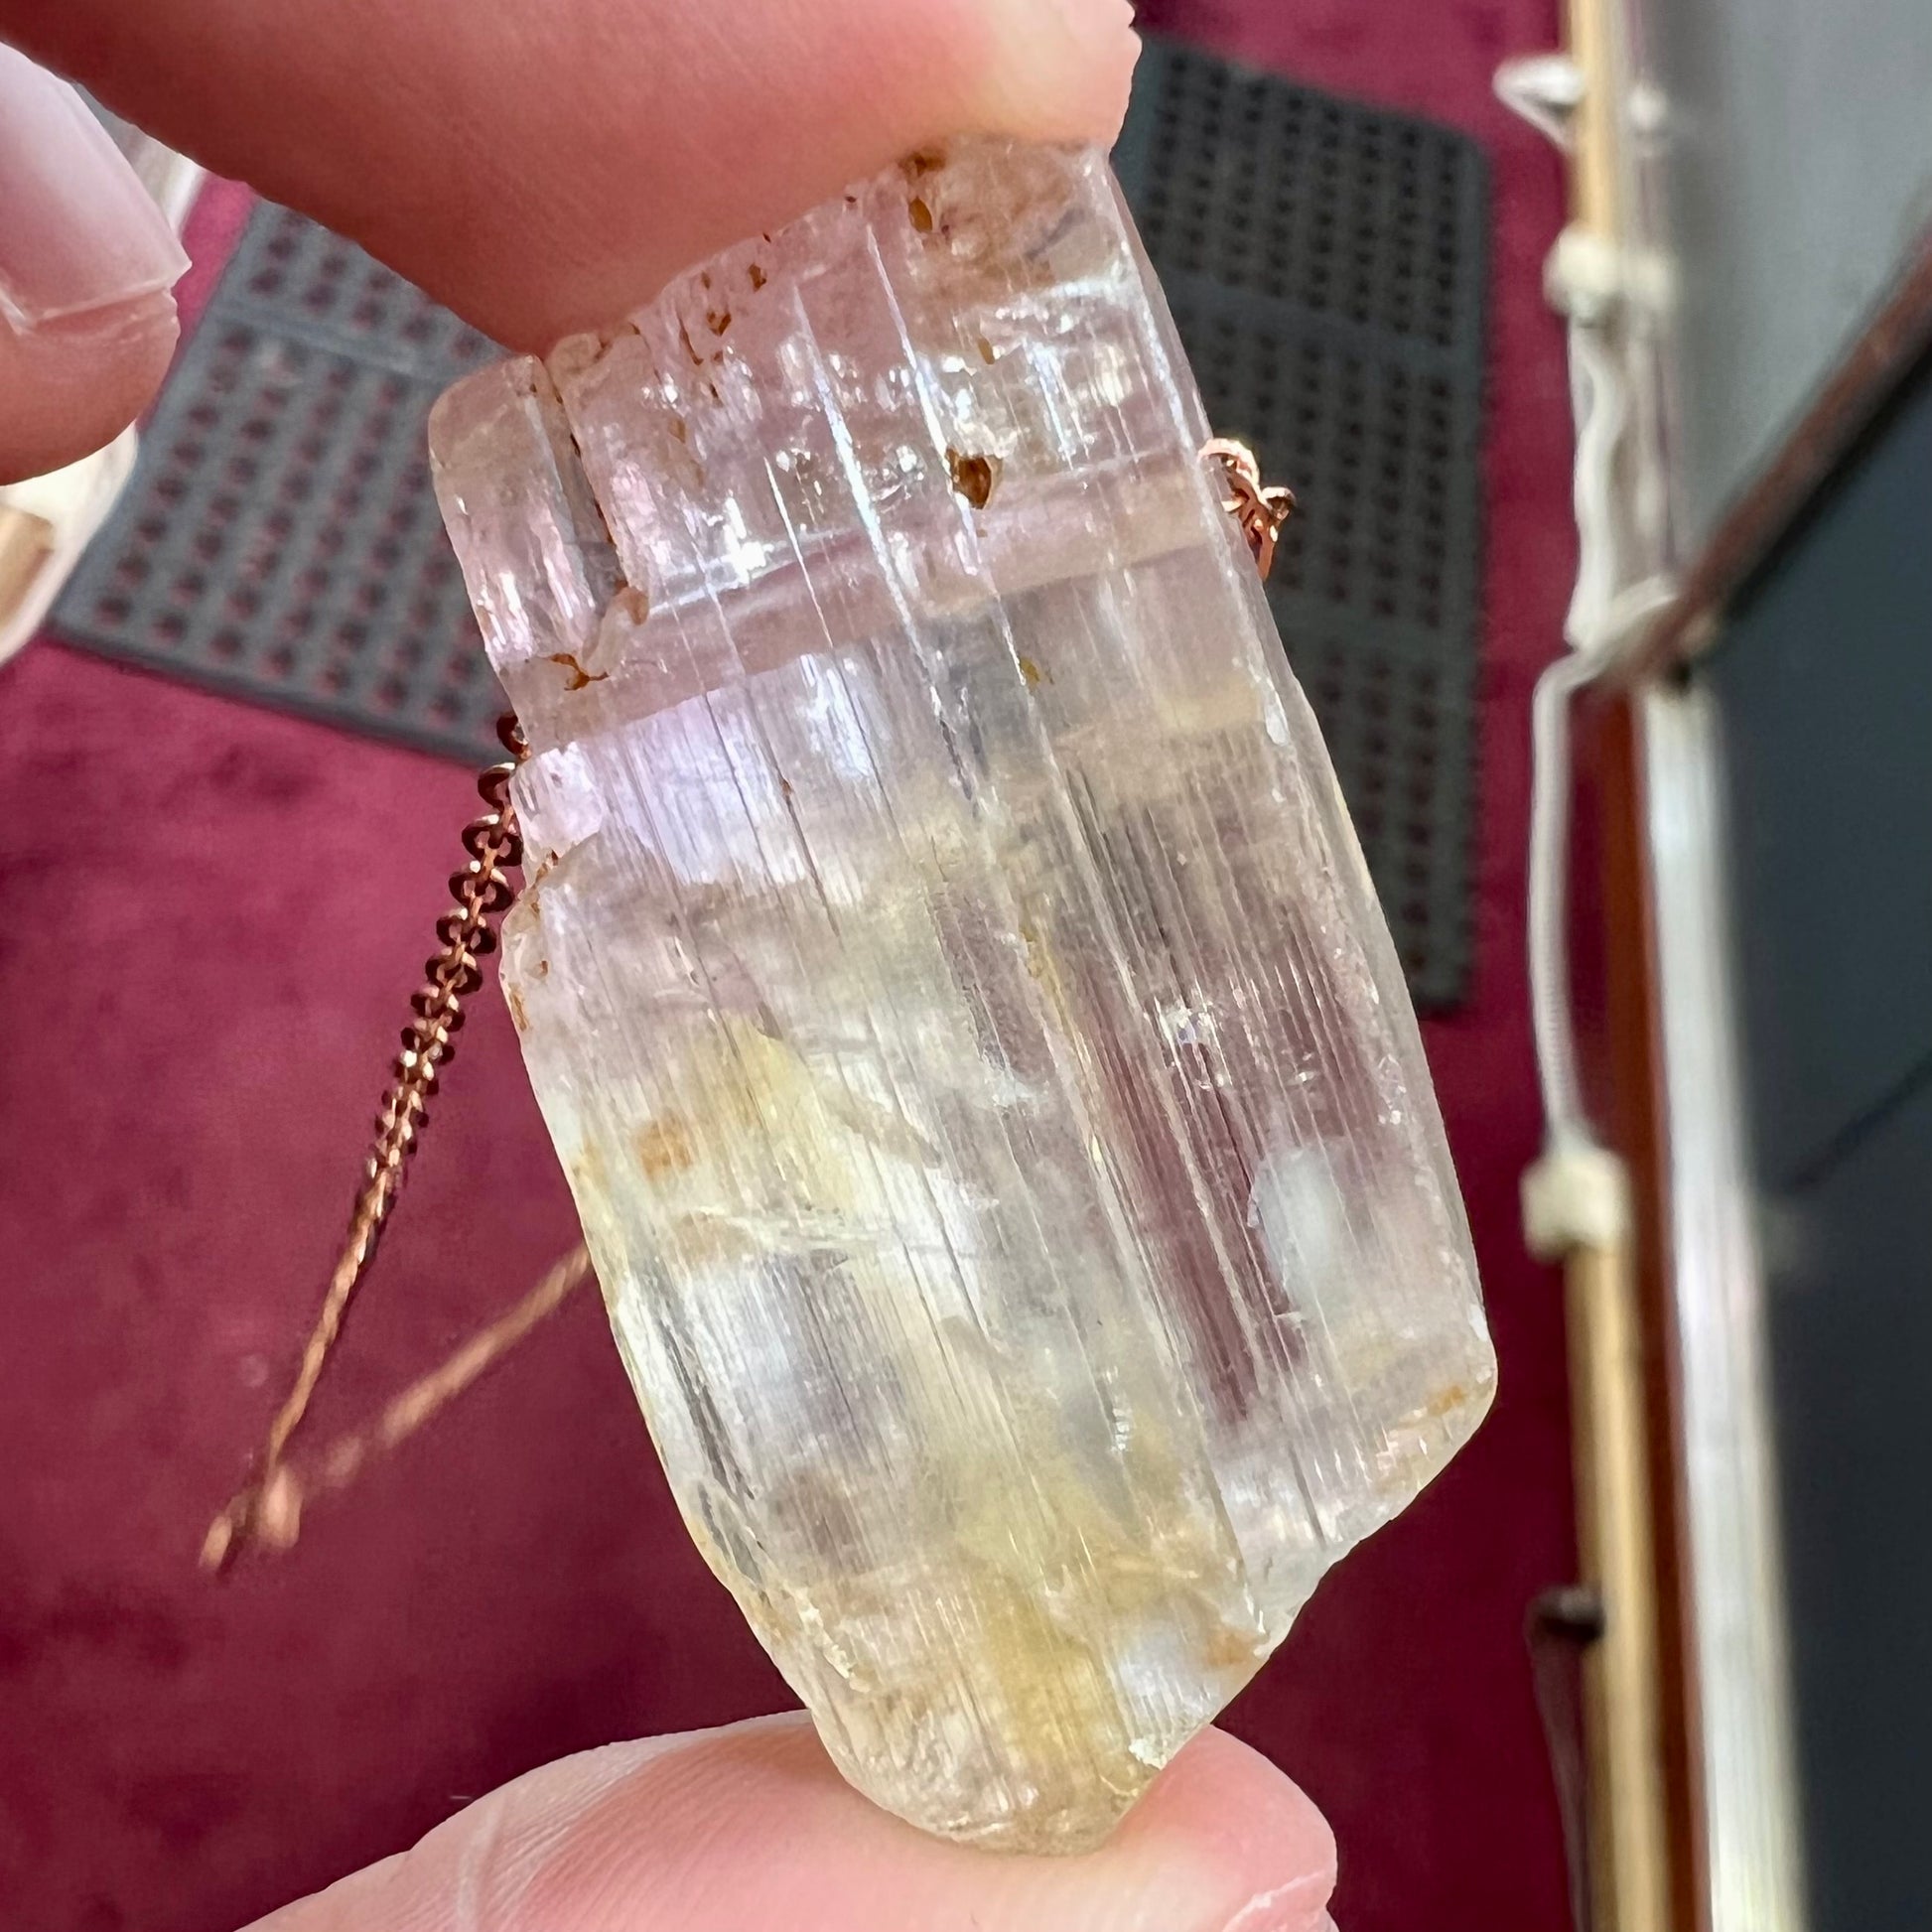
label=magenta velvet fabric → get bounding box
[0,6,1580,1925]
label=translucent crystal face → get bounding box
[430,138,1493,1853]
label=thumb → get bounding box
[246,1713,1337,1932]
[0,42,185,483]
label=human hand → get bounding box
[244,1712,1336,1931]
[0,0,1137,483]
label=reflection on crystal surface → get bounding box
[431,138,1493,1852]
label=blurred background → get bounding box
[2,1,1928,1929]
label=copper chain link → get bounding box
[204,715,530,1568]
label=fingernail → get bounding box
[0,44,189,332]
[1052,0,1139,35]
[1044,0,1142,65]
[977,0,1142,141]
[1218,1878,1337,1930]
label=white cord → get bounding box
[1486,68,1681,1246]
[1526,578,1674,1150]
[1492,53,1587,153]
[1528,646,1599,1147]
[1564,315,1628,651]
[1523,571,1666,1258]
[1527,289,1677,1158]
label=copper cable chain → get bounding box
[204,442,1291,1570]
[204,714,530,1569]
[1204,437,1297,582]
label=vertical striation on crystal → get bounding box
[430,139,1494,1853]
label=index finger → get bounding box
[1,0,1140,349]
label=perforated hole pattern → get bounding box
[1116,39,1489,1007]
[1129,54,1481,349]
[55,204,506,759]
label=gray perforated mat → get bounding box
[55,203,505,760]
[59,44,1486,1002]
[1116,40,1489,1006]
